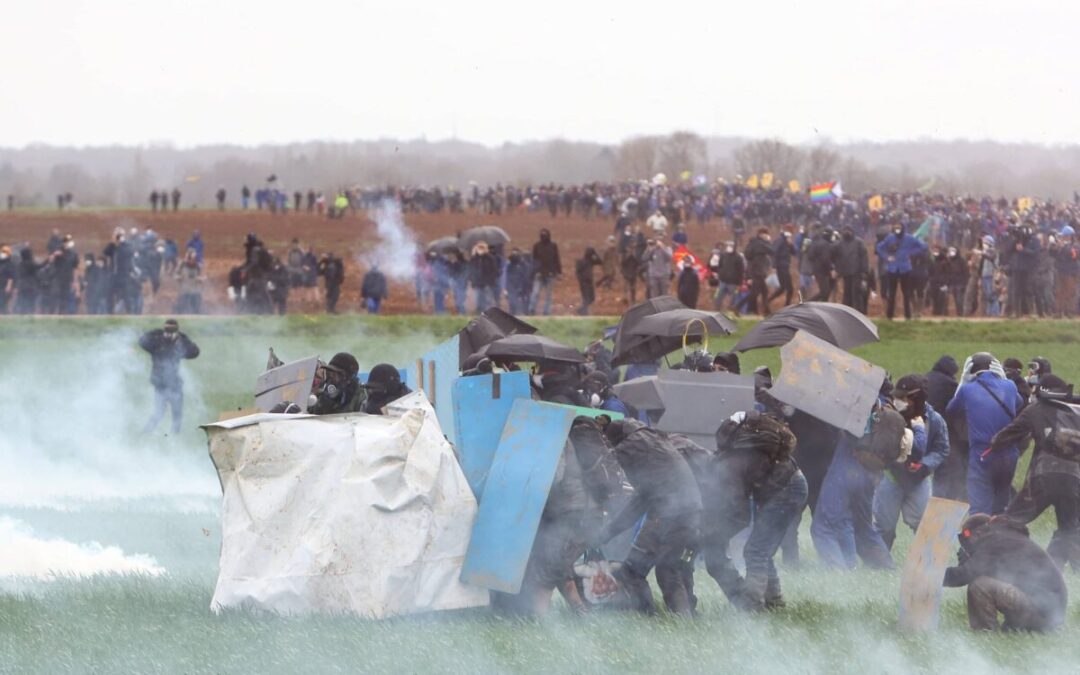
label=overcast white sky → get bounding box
[3,0,1078,148]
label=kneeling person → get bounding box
[944,514,1067,632]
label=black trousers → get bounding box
[1005,472,1080,568]
[737,275,770,315]
[768,270,794,306]
[884,273,915,319]
[812,271,832,301]
[619,511,700,617]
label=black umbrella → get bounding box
[732,302,878,352]
[632,308,737,339]
[426,236,460,255]
[457,307,537,367]
[459,225,510,253]
[477,334,585,364]
[610,295,688,367]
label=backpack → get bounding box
[1045,401,1080,462]
[853,408,907,472]
[569,418,626,505]
[728,412,796,464]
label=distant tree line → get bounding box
[1,134,1079,208]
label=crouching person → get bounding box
[945,514,1067,632]
[598,419,702,617]
[702,411,808,611]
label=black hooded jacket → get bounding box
[532,230,562,279]
[926,356,959,413]
[138,329,200,390]
[601,419,703,539]
[944,519,1067,625]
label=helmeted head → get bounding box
[366,363,404,397]
[958,514,993,552]
[1036,374,1069,397]
[891,374,928,418]
[969,352,994,375]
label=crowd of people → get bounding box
[4,177,1080,318]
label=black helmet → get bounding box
[366,363,402,394]
[1029,357,1052,376]
[328,352,359,376]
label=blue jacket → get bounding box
[946,372,1023,454]
[875,233,928,275]
[912,404,950,470]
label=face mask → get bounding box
[590,393,602,407]
[65,241,75,250]
[893,398,908,413]
[164,331,178,341]
[725,246,734,254]
[893,229,903,236]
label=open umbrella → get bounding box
[457,307,537,367]
[458,226,510,253]
[632,308,737,339]
[732,302,878,352]
[477,334,584,364]
[610,295,688,367]
[426,236,460,255]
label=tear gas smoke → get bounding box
[0,517,165,579]
[357,198,420,282]
[0,328,218,510]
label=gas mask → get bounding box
[892,398,909,413]
[163,330,178,341]
[589,393,602,407]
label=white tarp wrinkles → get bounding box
[204,392,489,618]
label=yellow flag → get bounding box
[746,174,759,189]
[1017,197,1033,212]
[868,194,884,211]
[761,172,774,189]
[788,180,801,193]
[679,170,691,182]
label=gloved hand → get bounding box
[906,461,931,480]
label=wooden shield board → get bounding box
[461,399,578,593]
[898,497,969,631]
[770,330,886,437]
[254,356,320,413]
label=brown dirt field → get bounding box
[0,208,886,317]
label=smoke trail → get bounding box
[0,517,165,579]
[357,198,420,282]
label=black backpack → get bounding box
[1046,401,1080,462]
[725,412,796,464]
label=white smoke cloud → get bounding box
[358,199,420,282]
[0,517,164,579]
[0,327,218,510]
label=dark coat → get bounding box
[361,269,388,300]
[926,356,959,413]
[944,519,1067,625]
[834,237,866,276]
[138,329,199,390]
[532,233,562,279]
[743,237,773,278]
[676,266,700,309]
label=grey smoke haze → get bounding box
[3,136,1080,209]
[357,200,420,282]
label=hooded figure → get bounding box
[947,352,1025,515]
[530,229,561,315]
[139,319,199,434]
[598,419,702,616]
[575,247,603,315]
[703,412,807,611]
[307,352,364,415]
[991,374,1080,569]
[927,356,967,500]
[872,374,950,550]
[361,363,411,414]
[944,515,1067,632]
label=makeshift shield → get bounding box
[899,497,969,632]
[461,399,580,593]
[254,356,320,412]
[451,371,533,498]
[768,331,886,437]
[613,370,755,448]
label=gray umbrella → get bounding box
[426,236,460,255]
[632,308,737,339]
[477,334,584,364]
[458,226,510,252]
[732,302,878,352]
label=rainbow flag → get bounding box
[810,181,837,202]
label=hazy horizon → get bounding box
[5,0,1077,148]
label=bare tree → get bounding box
[615,136,662,180]
[804,146,842,184]
[733,139,804,182]
[657,131,708,179]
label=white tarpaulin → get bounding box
[203,392,489,618]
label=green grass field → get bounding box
[2,316,1080,674]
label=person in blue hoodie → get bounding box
[872,374,950,550]
[946,352,1025,515]
[875,222,929,320]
